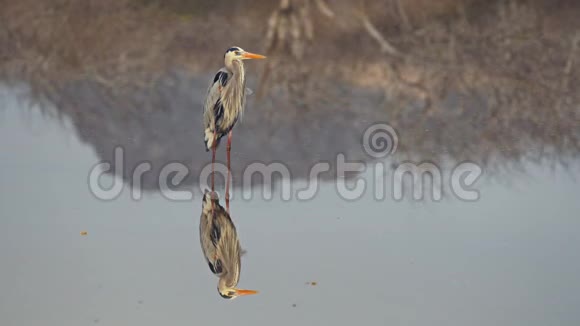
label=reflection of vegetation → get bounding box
[259,0,580,169]
[0,0,578,188]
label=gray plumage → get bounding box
[203,46,266,151]
[199,190,257,299]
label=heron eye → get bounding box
[235,51,241,56]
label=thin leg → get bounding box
[211,133,217,192]
[225,130,233,213]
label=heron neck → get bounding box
[227,59,245,87]
[223,59,246,117]
[219,272,238,290]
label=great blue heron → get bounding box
[199,190,258,299]
[203,46,266,211]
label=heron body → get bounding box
[203,66,242,151]
[199,190,258,299]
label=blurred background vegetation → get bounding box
[2,0,578,92]
[0,0,578,185]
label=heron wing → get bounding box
[208,259,223,275]
[210,219,221,247]
[200,198,224,276]
[203,69,229,130]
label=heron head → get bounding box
[218,287,259,300]
[224,46,266,64]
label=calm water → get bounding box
[1,82,579,326]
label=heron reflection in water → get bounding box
[199,190,258,299]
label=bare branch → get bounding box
[358,12,401,56]
[314,0,335,18]
[394,0,412,31]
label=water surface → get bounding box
[1,83,579,326]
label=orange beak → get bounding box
[242,52,267,60]
[235,289,259,296]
